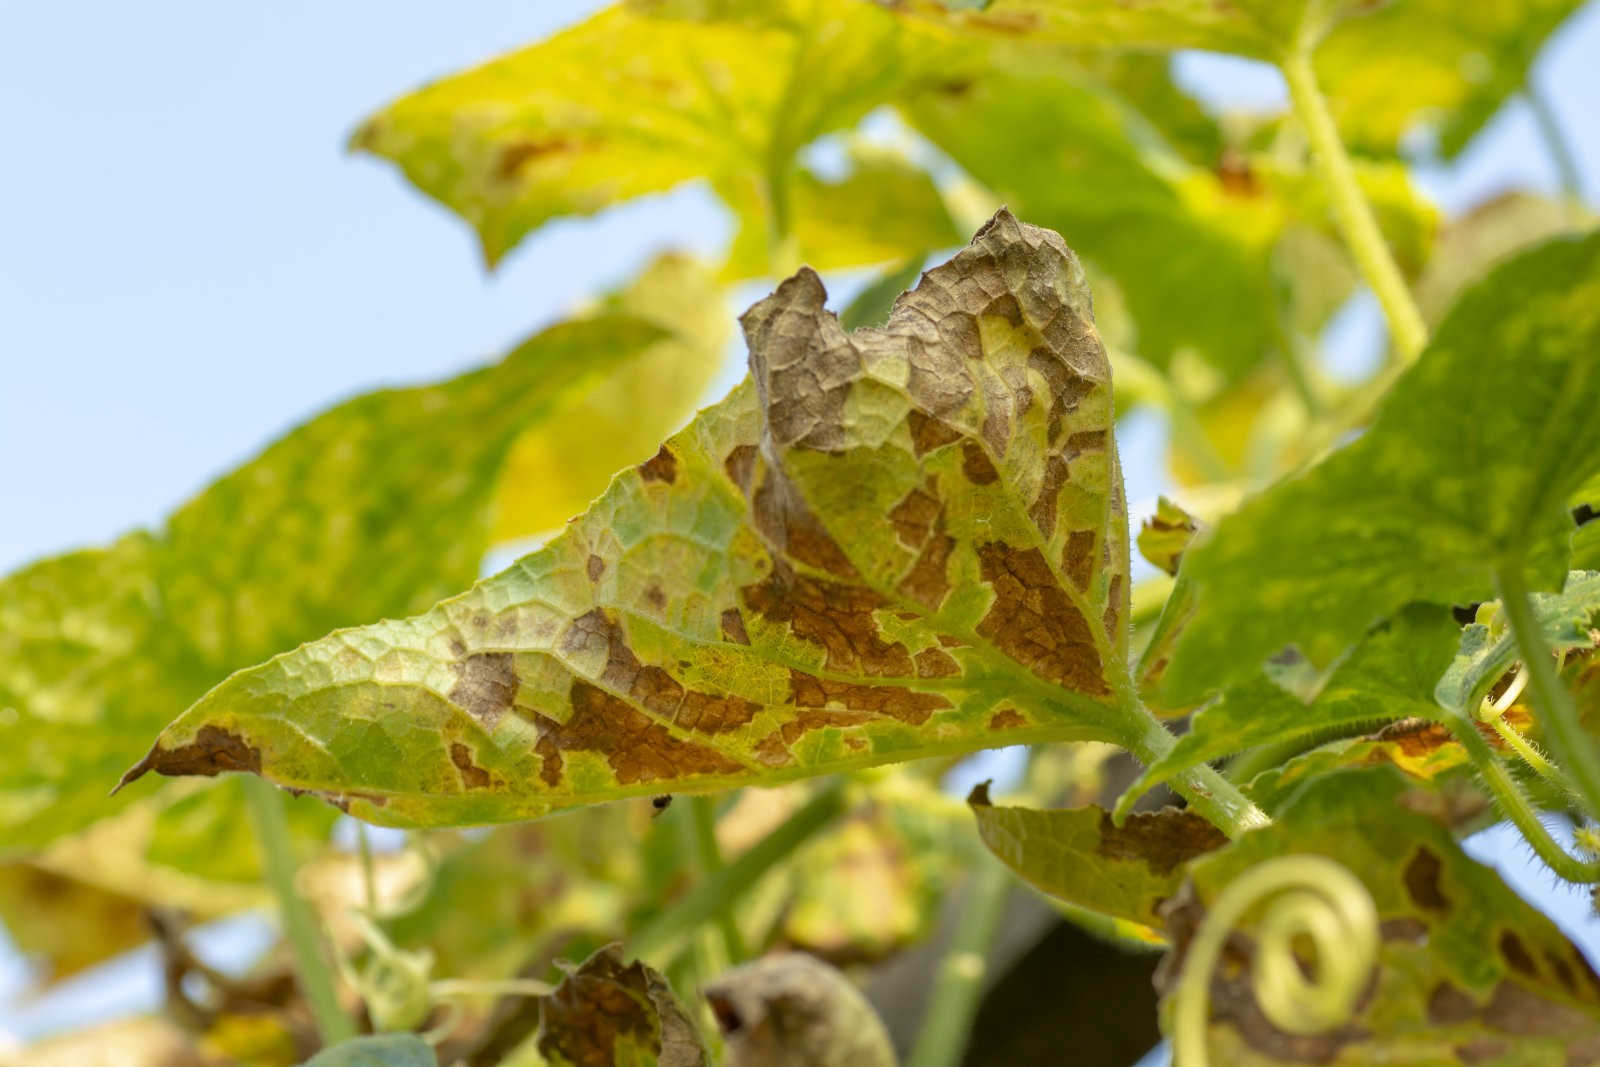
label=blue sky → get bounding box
[3,0,1599,1053]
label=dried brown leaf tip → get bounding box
[1137,496,1199,577]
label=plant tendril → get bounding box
[1172,856,1378,1067]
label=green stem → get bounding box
[1280,48,1428,363]
[1485,712,1567,788]
[1524,81,1585,206]
[1445,713,1600,883]
[687,795,747,963]
[1496,565,1600,819]
[243,776,355,1045]
[1122,704,1271,839]
[905,855,1012,1067]
[630,781,848,961]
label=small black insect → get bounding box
[651,794,673,816]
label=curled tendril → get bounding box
[1172,855,1379,1067]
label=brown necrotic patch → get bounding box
[1403,847,1449,912]
[975,542,1106,695]
[119,724,263,788]
[960,441,999,485]
[1094,809,1226,877]
[537,680,745,787]
[720,608,750,645]
[449,651,518,730]
[723,443,757,492]
[638,444,678,484]
[988,708,1026,730]
[888,480,941,549]
[914,647,959,678]
[788,670,948,725]
[907,410,962,457]
[742,563,914,677]
[753,709,873,767]
[749,462,859,580]
[566,609,759,735]
[449,742,492,789]
[1499,930,1539,978]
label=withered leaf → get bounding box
[706,952,894,1067]
[538,945,707,1067]
[127,211,1138,827]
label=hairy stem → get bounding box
[1280,49,1428,363]
[243,776,355,1045]
[1122,707,1271,838]
[1524,81,1585,207]
[905,855,1013,1067]
[1446,713,1600,883]
[687,795,748,963]
[631,781,847,961]
[1497,565,1600,819]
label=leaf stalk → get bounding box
[904,855,1012,1067]
[243,776,356,1046]
[1280,48,1428,364]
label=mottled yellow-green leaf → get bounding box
[903,0,1584,157]
[352,1,964,266]
[1137,497,1198,578]
[1159,769,1600,1063]
[539,945,708,1067]
[492,254,730,544]
[129,212,1140,827]
[1165,234,1600,702]
[719,151,961,281]
[2,308,667,854]
[968,783,1224,944]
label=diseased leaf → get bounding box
[706,952,894,1067]
[968,782,1224,944]
[352,1,963,266]
[302,1034,437,1067]
[128,212,1140,827]
[1158,769,1600,1063]
[1415,191,1577,327]
[2,303,667,853]
[1242,712,1527,817]
[538,945,708,1067]
[1136,497,1197,578]
[1131,604,1461,801]
[1164,234,1600,701]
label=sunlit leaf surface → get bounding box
[1165,234,1600,701]
[129,212,1143,827]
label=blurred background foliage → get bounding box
[1,0,1596,1063]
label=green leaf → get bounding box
[1416,191,1577,328]
[538,945,708,1067]
[2,306,667,853]
[1164,233,1600,702]
[1159,768,1600,1062]
[128,212,1141,827]
[301,1034,437,1067]
[898,56,1434,377]
[967,783,1224,945]
[352,1,963,266]
[903,0,1584,156]
[1434,570,1600,715]
[1131,604,1461,802]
